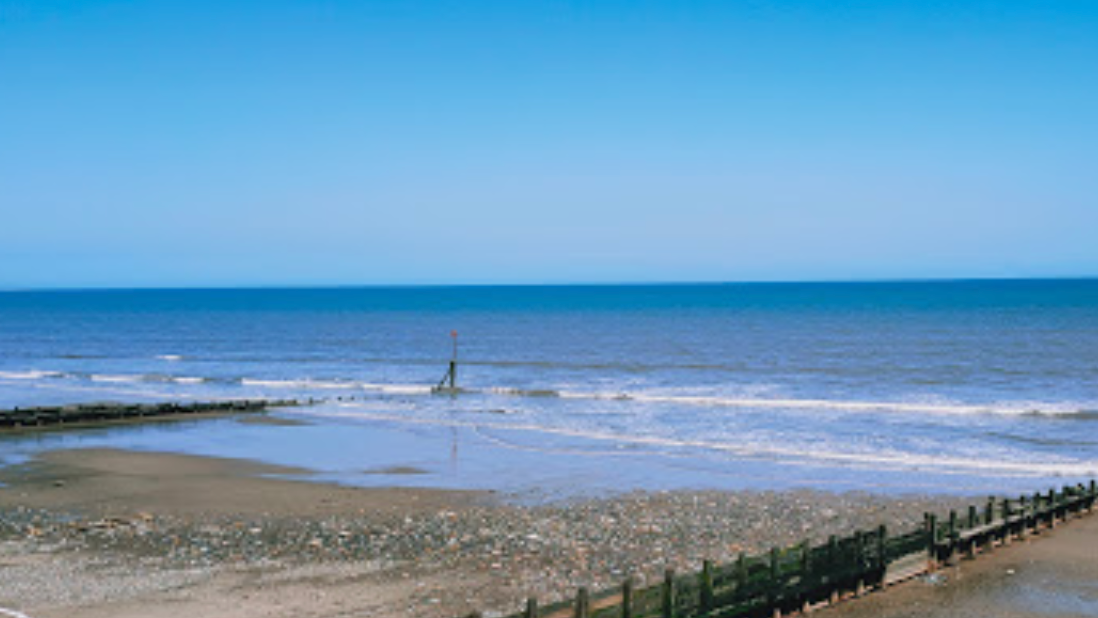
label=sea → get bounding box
[2,280,1097,500]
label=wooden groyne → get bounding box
[0,399,303,431]
[474,482,1098,618]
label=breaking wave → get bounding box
[3,367,1095,419]
[493,387,1097,419]
[0,370,63,380]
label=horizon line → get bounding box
[3,274,1097,294]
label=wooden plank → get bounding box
[883,552,929,586]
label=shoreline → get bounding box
[0,446,976,618]
[4,399,1066,500]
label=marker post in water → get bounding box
[449,330,458,390]
[435,330,458,392]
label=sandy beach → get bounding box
[0,447,977,618]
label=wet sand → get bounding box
[0,448,486,518]
[0,447,1089,618]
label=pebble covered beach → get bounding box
[0,450,973,618]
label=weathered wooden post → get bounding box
[966,505,977,556]
[925,513,938,570]
[947,511,958,565]
[575,587,590,618]
[984,497,996,552]
[525,598,539,618]
[1048,489,1057,528]
[1002,499,1013,545]
[701,560,715,614]
[801,540,812,614]
[1019,496,1030,538]
[769,548,781,618]
[661,570,676,618]
[731,553,746,600]
[854,532,866,596]
[877,524,888,578]
[621,578,634,618]
[827,535,840,604]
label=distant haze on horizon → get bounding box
[2,1,1096,289]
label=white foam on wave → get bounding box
[245,379,1093,419]
[361,383,435,395]
[83,372,206,385]
[240,378,336,389]
[156,354,184,362]
[242,378,321,388]
[318,381,435,395]
[0,369,204,386]
[239,378,432,395]
[548,389,1093,418]
[90,374,144,383]
[293,406,1098,479]
[32,366,1085,420]
[10,378,189,401]
[0,370,62,380]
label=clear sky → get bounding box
[1,1,1096,288]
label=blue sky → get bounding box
[1,1,1096,288]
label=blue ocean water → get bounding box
[2,280,1097,497]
